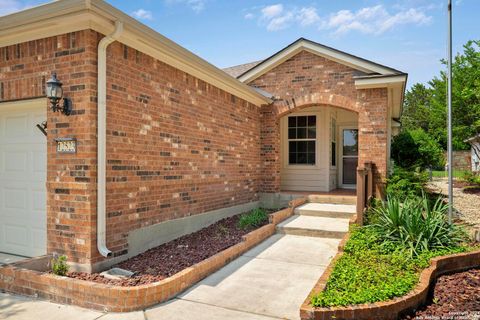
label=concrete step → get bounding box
[294,203,356,219]
[276,215,349,239]
[307,194,356,205]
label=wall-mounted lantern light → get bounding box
[45,73,72,116]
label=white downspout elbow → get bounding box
[97,21,123,257]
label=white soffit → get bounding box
[354,74,407,89]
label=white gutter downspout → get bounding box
[97,21,123,257]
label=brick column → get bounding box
[357,88,388,198]
[260,104,280,193]
[45,31,100,269]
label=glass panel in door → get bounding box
[342,129,358,185]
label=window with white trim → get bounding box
[288,115,316,165]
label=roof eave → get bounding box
[0,0,271,106]
[237,38,405,83]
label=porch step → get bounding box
[307,194,356,205]
[295,203,356,219]
[276,215,349,239]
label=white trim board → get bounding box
[238,38,404,83]
[0,0,271,107]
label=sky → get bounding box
[1,0,478,88]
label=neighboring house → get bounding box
[0,0,406,272]
[466,134,480,172]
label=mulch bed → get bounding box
[463,186,480,195]
[452,180,472,188]
[402,268,480,319]
[69,210,275,286]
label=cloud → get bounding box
[132,8,153,20]
[297,7,320,26]
[166,0,206,13]
[261,4,283,19]
[244,13,255,20]
[322,5,432,35]
[246,3,432,35]
[250,4,320,31]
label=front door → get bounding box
[342,129,358,187]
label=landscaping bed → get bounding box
[402,268,480,319]
[0,203,304,312]
[300,182,480,320]
[309,226,471,308]
[69,209,275,286]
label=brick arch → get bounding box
[273,93,358,119]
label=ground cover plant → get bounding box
[311,193,472,308]
[311,225,470,308]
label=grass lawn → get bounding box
[431,170,464,178]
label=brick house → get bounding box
[0,0,407,272]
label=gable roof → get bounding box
[0,0,271,106]
[237,38,406,83]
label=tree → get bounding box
[401,83,433,132]
[391,129,445,169]
[400,40,480,150]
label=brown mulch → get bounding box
[452,180,472,188]
[463,187,480,195]
[402,268,480,319]
[69,211,274,286]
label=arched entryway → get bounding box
[278,105,358,192]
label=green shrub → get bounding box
[461,171,480,186]
[386,166,429,199]
[371,194,468,257]
[311,226,469,308]
[391,129,444,170]
[238,208,268,230]
[51,254,69,276]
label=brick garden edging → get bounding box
[0,199,305,312]
[300,225,480,320]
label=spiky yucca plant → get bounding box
[371,194,467,257]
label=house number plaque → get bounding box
[55,138,77,154]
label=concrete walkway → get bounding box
[0,201,353,320]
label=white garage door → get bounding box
[0,99,47,257]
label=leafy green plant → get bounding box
[363,198,384,225]
[310,226,469,308]
[238,208,268,230]
[461,171,480,186]
[391,129,444,170]
[51,254,69,276]
[371,194,468,257]
[386,166,429,200]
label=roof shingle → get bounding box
[222,61,263,78]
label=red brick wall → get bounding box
[249,50,388,193]
[102,42,261,263]
[0,30,100,265]
[1,30,262,267]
